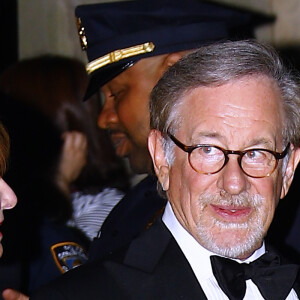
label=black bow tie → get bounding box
[210,252,299,300]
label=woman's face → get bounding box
[0,178,17,257]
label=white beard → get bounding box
[195,191,265,258]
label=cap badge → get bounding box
[86,42,155,74]
[76,17,88,50]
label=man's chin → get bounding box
[199,226,264,259]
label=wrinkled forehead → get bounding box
[175,76,284,146]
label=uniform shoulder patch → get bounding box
[50,242,88,274]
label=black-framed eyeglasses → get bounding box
[167,132,290,178]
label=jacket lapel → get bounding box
[266,242,300,297]
[122,217,208,299]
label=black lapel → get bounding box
[123,216,171,272]
[266,242,300,296]
[122,218,208,299]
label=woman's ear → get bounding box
[148,130,170,191]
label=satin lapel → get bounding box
[123,218,208,299]
[123,217,171,272]
[266,242,300,297]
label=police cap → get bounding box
[75,0,274,99]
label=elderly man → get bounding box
[30,39,300,300]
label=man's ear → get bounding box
[148,129,170,191]
[281,146,300,199]
[158,51,186,78]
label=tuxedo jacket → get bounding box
[31,217,300,300]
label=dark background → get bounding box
[0,0,18,74]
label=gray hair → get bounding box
[150,39,300,148]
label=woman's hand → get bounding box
[56,131,88,195]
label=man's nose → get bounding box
[217,156,250,195]
[97,98,118,129]
[0,178,17,210]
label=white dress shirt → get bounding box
[162,202,298,300]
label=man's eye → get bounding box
[244,150,267,162]
[110,90,124,103]
[110,92,118,99]
[246,150,257,158]
[195,146,223,162]
[202,146,213,154]
[200,146,221,155]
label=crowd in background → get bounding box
[0,55,129,296]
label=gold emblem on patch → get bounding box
[50,242,88,274]
[76,17,88,50]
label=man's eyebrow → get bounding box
[244,138,275,149]
[191,133,275,149]
[190,131,223,143]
